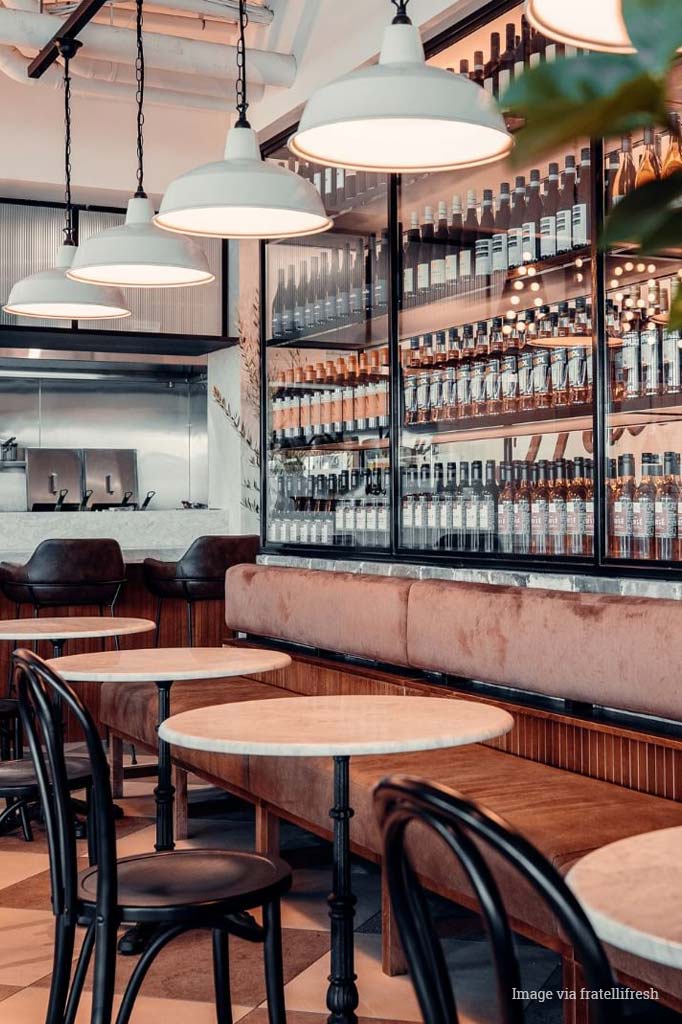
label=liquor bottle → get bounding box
[484,32,501,95]
[374,229,389,313]
[556,155,576,253]
[456,338,473,418]
[492,182,510,274]
[303,258,316,330]
[640,315,661,396]
[532,325,551,409]
[507,176,526,269]
[606,457,617,556]
[540,162,560,259]
[459,59,469,78]
[662,313,682,395]
[568,342,588,405]
[294,261,307,335]
[613,453,636,558]
[573,148,591,248]
[605,150,620,208]
[418,207,434,302]
[439,462,456,548]
[523,170,542,263]
[531,460,551,555]
[622,311,642,399]
[550,344,569,407]
[481,460,498,552]
[460,190,478,287]
[662,115,682,178]
[472,50,485,87]
[513,461,532,555]
[610,136,636,207]
[281,264,295,337]
[271,268,285,339]
[498,462,515,555]
[633,454,656,559]
[431,202,449,299]
[548,460,568,556]
[364,237,375,320]
[467,461,483,551]
[350,241,365,322]
[529,25,546,67]
[636,127,661,188]
[475,189,495,283]
[514,16,530,81]
[485,319,503,416]
[656,451,678,561]
[403,211,420,308]
[457,461,472,550]
[566,458,587,556]
[446,196,463,296]
[337,243,352,325]
[324,250,338,323]
[498,23,516,95]
[584,459,594,556]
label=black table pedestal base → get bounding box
[326,755,359,1024]
[154,680,175,853]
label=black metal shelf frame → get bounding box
[259,0,682,583]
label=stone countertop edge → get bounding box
[257,554,682,601]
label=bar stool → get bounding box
[143,534,259,646]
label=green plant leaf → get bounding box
[502,55,667,166]
[622,0,682,74]
[601,172,682,247]
[668,281,682,331]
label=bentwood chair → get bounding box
[374,776,621,1024]
[15,649,292,1024]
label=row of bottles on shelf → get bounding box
[270,236,388,340]
[403,305,593,426]
[606,122,682,209]
[607,283,682,400]
[268,467,391,547]
[401,458,594,556]
[402,152,591,308]
[608,453,682,561]
[447,15,583,100]
[270,351,389,446]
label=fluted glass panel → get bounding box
[0,203,67,330]
[79,211,223,336]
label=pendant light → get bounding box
[154,0,332,239]
[68,0,213,287]
[3,42,130,321]
[525,0,632,54]
[288,0,513,174]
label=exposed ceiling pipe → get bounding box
[65,51,263,100]
[46,0,274,25]
[0,43,232,108]
[0,6,295,85]
[93,8,236,44]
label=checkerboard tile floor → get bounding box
[0,764,678,1023]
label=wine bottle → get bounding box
[418,206,434,302]
[282,263,295,337]
[374,229,389,313]
[324,249,338,323]
[294,258,306,334]
[507,175,526,269]
[523,169,542,263]
[446,196,462,296]
[350,241,364,322]
[403,212,420,309]
[485,32,500,95]
[492,182,510,273]
[337,243,351,325]
[636,127,661,188]
[556,155,576,253]
[573,148,591,248]
[475,188,494,282]
[271,267,285,339]
[514,16,530,80]
[431,201,449,299]
[472,50,485,87]
[540,162,559,259]
[611,136,636,206]
[498,23,516,95]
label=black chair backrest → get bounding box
[14,650,117,923]
[177,534,259,581]
[374,776,619,1024]
[27,538,125,585]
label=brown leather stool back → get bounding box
[0,538,126,609]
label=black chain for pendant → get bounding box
[135,0,146,197]
[235,0,250,128]
[57,40,81,245]
[390,0,411,24]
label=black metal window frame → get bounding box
[258,0,682,583]
[0,194,232,348]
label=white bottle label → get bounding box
[452,503,463,529]
[417,262,430,290]
[475,239,492,277]
[507,227,523,267]
[572,203,588,247]
[445,253,458,284]
[403,503,414,528]
[431,257,446,286]
[458,248,472,277]
[522,221,537,262]
[540,215,557,258]
[403,267,414,295]
[492,232,508,272]
[556,209,572,251]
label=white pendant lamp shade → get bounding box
[526,0,632,53]
[155,126,333,239]
[68,196,214,288]
[3,244,131,321]
[289,21,513,173]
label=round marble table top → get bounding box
[0,616,155,641]
[158,694,514,757]
[567,826,682,969]
[48,646,291,682]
